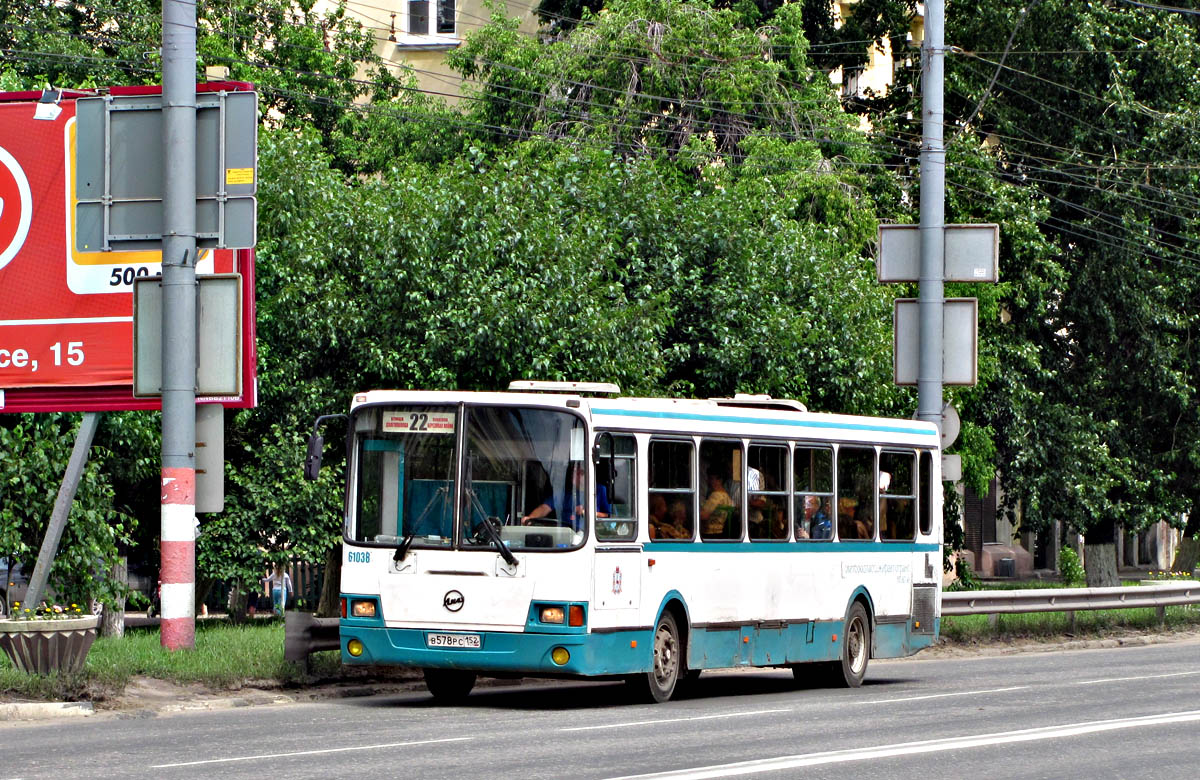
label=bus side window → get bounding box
[648,439,694,541]
[918,451,934,536]
[699,439,742,541]
[879,450,916,541]
[837,446,876,540]
[597,434,637,541]
[748,443,788,541]
[793,446,833,541]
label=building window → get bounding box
[842,66,865,98]
[407,0,455,35]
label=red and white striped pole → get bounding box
[160,468,195,649]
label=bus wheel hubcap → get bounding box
[654,625,677,685]
[847,618,865,673]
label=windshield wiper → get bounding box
[477,515,518,567]
[393,533,416,564]
[465,485,518,567]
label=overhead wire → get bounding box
[12,0,1200,259]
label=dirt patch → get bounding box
[920,626,1200,659]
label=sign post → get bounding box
[158,0,200,651]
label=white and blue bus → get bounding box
[307,382,942,703]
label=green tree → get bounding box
[0,415,134,611]
[915,0,1200,583]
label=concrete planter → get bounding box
[1139,579,1197,586]
[0,615,99,675]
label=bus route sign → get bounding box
[0,85,257,413]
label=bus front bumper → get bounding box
[340,625,652,676]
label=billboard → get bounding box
[0,85,257,413]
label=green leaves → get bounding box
[0,415,133,607]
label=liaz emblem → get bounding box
[612,566,623,595]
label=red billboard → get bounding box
[0,85,257,413]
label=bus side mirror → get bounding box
[303,413,348,481]
[304,433,324,481]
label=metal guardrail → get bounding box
[941,582,1200,616]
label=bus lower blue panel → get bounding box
[687,619,938,669]
[872,621,938,658]
[342,626,654,676]
[688,621,842,669]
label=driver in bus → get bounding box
[522,463,610,530]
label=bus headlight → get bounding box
[540,606,565,624]
[551,647,570,665]
[347,639,364,657]
[351,599,376,618]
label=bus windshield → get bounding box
[350,404,587,551]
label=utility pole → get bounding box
[918,0,946,436]
[160,0,198,650]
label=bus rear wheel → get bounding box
[423,668,477,702]
[627,611,681,703]
[806,601,870,688]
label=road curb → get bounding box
[0,701,94,721]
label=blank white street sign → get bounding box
[877,224,999,282]
[893,297,978,386]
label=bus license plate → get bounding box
[426,633,481,649]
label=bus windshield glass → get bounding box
[352,406,458,548]
[350,404,587,551]
[462,406,587,551]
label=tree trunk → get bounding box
[1084,518,1120,587]
[227,582,248,623]
[316,542,342,618]
[101,556,126,638]
[1170,508,1199,573]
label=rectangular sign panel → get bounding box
[877,224,1000,283]
[893,297,979,386]
[0,86,257,413]
[133,275,242,397]
[75,90,258,251]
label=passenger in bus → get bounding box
[747,466,766,531]
[700,469,734,535]
[659,499,693,539]
[648,494,670,539]
[803,496,832,539]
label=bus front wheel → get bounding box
[627,611,682,703]
[423,668,477,702]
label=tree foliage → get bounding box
[0,415,134,607]
[9,0,1200,594]
[933,1,1200,554]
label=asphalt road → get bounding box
[4,637,1199,780]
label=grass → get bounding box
[0,618,347,704]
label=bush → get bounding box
[1058,546,1086,587]
[947,557,983,591]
